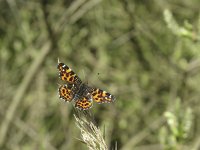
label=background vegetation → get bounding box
[0,0,200,149]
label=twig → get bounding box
[55,0,102,34]
[0,42,51,146]
[191,136,200,150]
[121,117,165,150]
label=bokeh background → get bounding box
[1,0,200,150]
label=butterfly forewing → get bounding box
[57,62,82,85]
[75,97,93,110]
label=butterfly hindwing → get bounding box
[58,85,74,102]
[75,97,93,110]
[91,88,115,104]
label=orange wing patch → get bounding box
[75,97,93,110]
[58,85,74,102]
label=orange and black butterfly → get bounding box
[57,60,115,110]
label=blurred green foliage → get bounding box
[0,0,200,150]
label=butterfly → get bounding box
[57,60,115,110]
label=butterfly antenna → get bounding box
[97,72,101,81]
[82,69,85,80]
[97,72,100,77]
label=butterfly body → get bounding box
[74,84,92,98]
[57,61,115,110]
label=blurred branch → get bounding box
[41,1,58,50]
[0,42,51,146]
[121,1,151,71]
[191,136,200,150]
[0,107,56,150]
[187,58,200,76]
[68,0,101,24]
[54,0,87,32]
[134,144,163,150]
[121,117,165,150]
[55,0,102,35]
